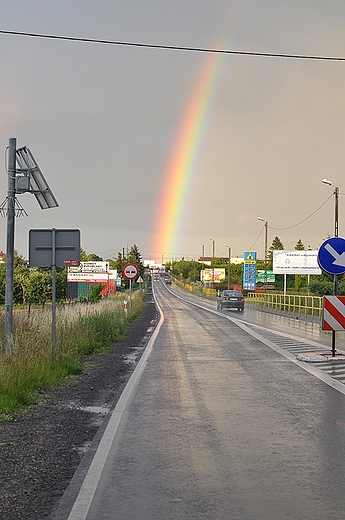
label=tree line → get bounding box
[169,237,344,296]
[0,244,145,305]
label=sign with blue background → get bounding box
[317,237,345,275]
[243,251,257,290]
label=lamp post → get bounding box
[322,179,340,357]
[209,238,215,289]
[257,217,268,291]
[322,179,339,238]
[200,243,204,259]
[224,244,231,289]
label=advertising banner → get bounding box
[273,250,321,275]
[201,268,225,282]
[67,272,109,283]
[68,261,109,273]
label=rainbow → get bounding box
[151,49,225,263]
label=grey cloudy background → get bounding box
[1,1,345,262]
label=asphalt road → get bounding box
[63,280,345,520]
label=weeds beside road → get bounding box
[0,292,143,419]
[0,287,158,520]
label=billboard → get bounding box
[200,268,225,282]
[273,250,322,275]
[67,272,109,283]
[68,261,108,273]
[68,261,111,283]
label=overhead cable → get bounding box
[1,29,345,61]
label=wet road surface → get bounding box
[63,281,345,519]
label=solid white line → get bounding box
[67,293,164,520]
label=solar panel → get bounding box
[15,146,59,209]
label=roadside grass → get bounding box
[0,292,144,419]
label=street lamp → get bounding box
[209,237,215,258]
[322,178,339,238]
[257,217,268,291]
[224,244,231,289]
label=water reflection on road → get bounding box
[176,286,345,352]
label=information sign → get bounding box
[243,252,257,290]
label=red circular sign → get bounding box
[123,263,139,280]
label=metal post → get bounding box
[264,221,268,292]
[52,228,56,359]
[332,186,339,357]
[224,244,231,290]
[129,279,132,308]
[228,247,231,289]
[4,137,17,349]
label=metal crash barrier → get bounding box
[246,293,322,318]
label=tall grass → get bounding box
[0,292,144,419]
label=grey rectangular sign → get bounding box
[29,229,80,267]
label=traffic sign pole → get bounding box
[122,264,139,309]
[318,237,345,356]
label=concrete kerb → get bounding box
[297,351,345,363]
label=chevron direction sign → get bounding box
[322,296,345,331]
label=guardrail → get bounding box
[246,292,323,318]
[172,277,323,318]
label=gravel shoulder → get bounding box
[0,289,158,520]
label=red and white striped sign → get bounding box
[322,296,345,330]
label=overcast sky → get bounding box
[1,1,345,263]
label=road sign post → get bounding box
[122,264,139,308]
[29,228,80,358]
[318,237,345,356]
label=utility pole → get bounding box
[4,138,17,349]
[224,244,231,290]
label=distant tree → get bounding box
[268,236,284,262]
[114,251,127,275]
[85,253,103,261]
[80,248,88,261]
[128,244,144,278]
[295,239,305,250]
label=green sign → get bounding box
[256,270,275,283]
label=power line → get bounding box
[1,29,345,61]
[270,193,333,231]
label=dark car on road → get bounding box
[165,277,172,284]
[217,290,244,312]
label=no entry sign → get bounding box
[123,263,138,280]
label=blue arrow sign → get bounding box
[318,237,345,275]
